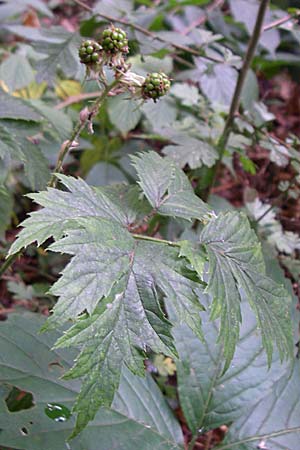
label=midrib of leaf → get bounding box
[182,322,224,432]
[216,427,300,449]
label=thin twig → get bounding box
[73,0,223,64]
[188,434,199,450]
[205,0,270,201]
[263,11,300,32]
[0,252,21,277]
[55,91,102,110]
[49,78,119,188]
[181,0,225,35]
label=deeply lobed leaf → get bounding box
[200,211,294,370]
[7,153,294,436]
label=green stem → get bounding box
[48,79,119,188]
[0,251,21,277]
[132,233,181,248]
[188,434,199,450]
[205,0,270,201]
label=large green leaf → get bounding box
[200,211,293,370]
[131,151,212,221]
[7,155,293,436]
[217,360,300,450]
[0,313,183,450]
[47,231,203,434]
[54,275,175,435]
[46,217,136,325]
[173,299,290,436]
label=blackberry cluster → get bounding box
[78,40,102,65]
[101,27,129,54]
[142,72,171,101]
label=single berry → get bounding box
[142,72,171,101]
[78,40,103,65]
[100,26,129,54]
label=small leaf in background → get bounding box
[108,93,142,136]
[170,83,201,107]
[0,54,34,92]
[142,96,177,129]
[13,80,48,100]
[163,133,218,169]
[0,186,13,239]
[85,161,127,186]
[239,154,256,174]
[55,79,81,99]
[129,55,173,77]
[153,354,177,376]
[229,0,280,55]
[32,28,83,85]
[179,240,206,279]
[0,90,41,121]
[186,58,238,108]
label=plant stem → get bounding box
[48,79,119,188]
[55,91,102,110]
[188,434,199,450]
[263,11,300,31]
[205,0,270,201]
[0,251,21,277]
[73,0,223,64]
[132,233,181,248]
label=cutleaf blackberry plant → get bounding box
[0,1,300,449]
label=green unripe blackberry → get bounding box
[142,72,171,101]
[100,26,128,54]
[79,40,102,65]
